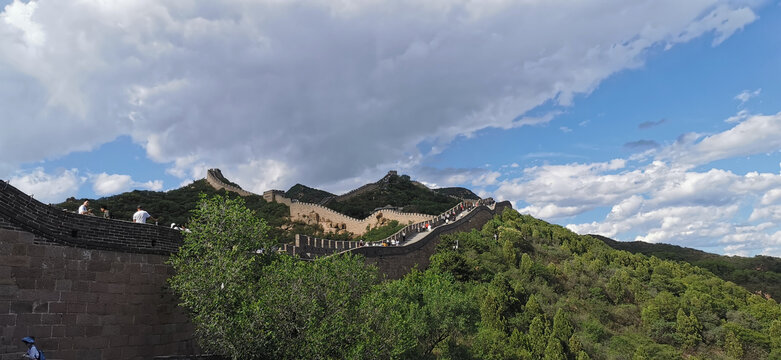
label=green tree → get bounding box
[675,309,702,349]
[725,330,743,359]
[354,270,477,360]
[527,315,549,358]
[168,195,276,357]
[168,195,378,359]
[543,337,565,360]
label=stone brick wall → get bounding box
[287,201,434,236]
[0,229,198,360]
[0,181,199,360]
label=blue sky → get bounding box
[2,0,780,256]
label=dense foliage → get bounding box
[426,210,781,359]
[326,174,460,218]
[596,235,781,300]
[171,197,781,359]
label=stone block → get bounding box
[32,302,49,313]
[40,313,62,325]
[66,303,86,314]
[3,256,29,267]
[64,325,85,337]
[48,302,67,313]
[10,301,32,314]
[51,325,65,337]
[54,279,72,291]
[0,314,16,326]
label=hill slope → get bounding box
[420,209,781,359]
[594,234,781,300]
[324,173,462,218]
[284,184,335,204]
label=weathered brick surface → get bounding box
[0,228,198,359]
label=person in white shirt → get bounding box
[132,205,153,224]
[78,200,90,215]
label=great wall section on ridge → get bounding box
[208,168,438,236]
[0,170,511,359]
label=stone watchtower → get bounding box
[263,190,291,205]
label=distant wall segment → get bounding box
[206,168,255,197]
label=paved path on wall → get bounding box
[397,205,482,246]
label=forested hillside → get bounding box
[326,173,461,218]
[285,183,335,203]
[170,198,781,359]
[595,235,781,300]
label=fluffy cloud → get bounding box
[91,173,163,196]
[496,111,781,256]
[8,168,83,203]
[0,0,759,191]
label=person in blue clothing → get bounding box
[21,336,41,359]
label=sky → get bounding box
[2,0,780,256]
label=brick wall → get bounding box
[0,181,199,359]
[0,229,198,360]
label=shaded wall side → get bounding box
[349,202,510,280]
[0,229,198,360]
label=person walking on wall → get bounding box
[132,205,154,224]
[21,336,43,359]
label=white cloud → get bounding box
[9,167,82,203]
[735,88,761,105]
[91,173,163,196]
[496,111,781,256]
[0,0,760,191]
[661,112,781,166]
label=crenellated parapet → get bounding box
[0,180,183,254]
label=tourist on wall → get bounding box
[78,200,91,215]
[132,205,155,224]
[21,336,43,360]
[100,205,111,219]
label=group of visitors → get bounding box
[75,201,157,225]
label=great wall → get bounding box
[1,170,510,359]
[208,168,438,235]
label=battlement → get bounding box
[0,180,183,254]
